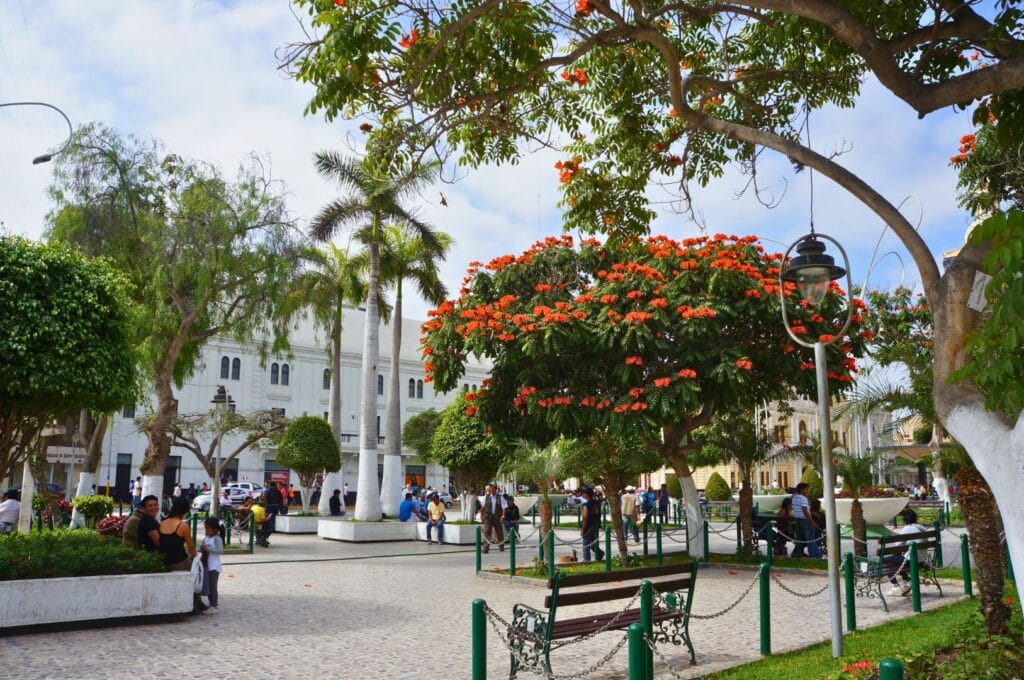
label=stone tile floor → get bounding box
[0,524,963,679]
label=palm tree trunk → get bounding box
[380,288,404,515]
[738,483,754,554]
[354,240,382,521]
[851,499,867,558]
[539,494,553,559]
[956,465,1010,636]
[318,309,345,516]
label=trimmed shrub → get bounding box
[665,473,682,499]
[704,472,732,501]
[72,495,114,528]
[0,530,165,581]
[800,468,824,499]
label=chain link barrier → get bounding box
[671,570,761,620]
[771,573,830,598]
[645,632,688,680]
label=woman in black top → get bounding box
[159,496,196,571]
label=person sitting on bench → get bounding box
[884,509,926,596]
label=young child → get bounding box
[201,517,225,612]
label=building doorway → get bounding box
[114,454,132,501]
[162,456,181,497]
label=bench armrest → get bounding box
[511,603,551,641]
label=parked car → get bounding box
[224,482,263,498]
[435,491,453,508]
[192,487,250,512]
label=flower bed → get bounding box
[0,530,165,581]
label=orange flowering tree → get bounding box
[422,232,867,554]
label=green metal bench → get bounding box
[507,561,699,679]
[855,527,943,612]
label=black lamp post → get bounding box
[210,386,235,515]
[0,101,74,164]
[780,231,853,659]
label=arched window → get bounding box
[323,369,330,390]
[280,363,290,386]
[377,374,384,395]
[416,380,423,399]
[270,363,279,385]
[220,356,230,379]
[408,378,416,398]
[231,358,241,380]
[798,420,808,444]
[462,383,469,392]
[472,384,477,391]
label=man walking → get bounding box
[131,477,142,508]
[790,482,822,559]
[479,484,505,553]
[580,487,604,562]
[621,486,640,543]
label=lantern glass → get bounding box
[796,267,832,307]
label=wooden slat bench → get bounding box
[854,527,943,612]
[507,561,699,679]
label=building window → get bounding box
[324,411,329,421]
[462,383,469,392]
[416,380,423,399]
[376,415,381,437]
[270,363,279,385]
[220,356,230,379]
[271,407,286,418]
[377,374,384,395]
[472,384,477,391]
[280,363,290,386]
[231,358,241,380]
[773,425,786,444]
[408,378,416,398]
[798,420,808,444]
[122,403,135,419]
[323,369,330,390]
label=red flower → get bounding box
[398,29,419,49]
[625,356,644,366]
[677,368,697,379]
[819,334,834,343]
[465,405,477,416]
[859,330,875,340]
[653,377,671,388]
[630,402,648,411]
[333,0,345,6]
[735,359,753,370]
[535,283,551,292]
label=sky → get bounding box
[0,0,979,322]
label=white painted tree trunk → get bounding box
[69,471,96,528]
[679,474,704,558]
[354,241,382,521]
[17,460,34,533]
[379,294,404,516]
[142,474,163,502]
[460,491,476,523]
[300,484,312,514]
[945,404,1024,616]
[319,313,346,517]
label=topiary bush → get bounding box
[665,473,682,499]
[72,495,114,528]
[0,530,166,581]
[800,468,823,499]
[276,415,341,513]
[704,472,732,501]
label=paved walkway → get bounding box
[0,523,963,679]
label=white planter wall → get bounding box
[415,522,479,545]
[275,515,321,534]
[318,519,417,542]
[0,571,193,629]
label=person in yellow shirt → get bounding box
[426,494,446,544]
[251,501,269,547]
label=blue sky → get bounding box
[0,1,978,320]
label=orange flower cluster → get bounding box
[841,661,873,674]
[560,69,589,86]
[575,0,592,17]
[653,377,672,388]
[512,386,538,408]
[744,289,761,299]
[624,311,653,323]
[735,359,753,370]
[398,29,419,49]
[677,305,717,319]
[554,157,583,183]
[333,0,345,7]
[580,397,614,409]
[625,356,644,366]
[950,133,976,165]
[677,368,697,379]
[625,290,644,300]
[650,297,668,308]
[535,283,551,292]
[465,405,477,416]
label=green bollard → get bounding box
[190,515,198,543]
[538,527,544,561]
[36,509,43,532]
[602,501,608,530]
[509,528,517,576]
[643,522,649,557]
[471,599,486,680]
[736,514,742,553]
[933,520,944,568]
[656,524,663,566]
[627,622,647,680]
[765,519,774,566]
[60,510,70,527]
[961,534,973,596]
[1007,542,1015,583]
[475,526,482,573]
[547,530,555,580]
[640,580,654,680]
[47,512,54,531]
[555,505,560,527]
[702,519,710,562]
[759,563,771,656]
[843,552,856,631]
[531,506,536,527]
[604,528,612,571]
[225,516,232,545]
[577,506,581,528]
[247,511,255,551]
[878,657,904,680]
[909,542,922,613]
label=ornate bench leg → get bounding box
[876,579,890,613]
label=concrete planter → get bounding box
[415,522,479,545]
[733,494,791,513]
[0,571,193,629]
[835,497,910,526]
[275,514,321,534]
[318,519,417,542]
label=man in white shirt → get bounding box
[885,510,926,596]
[0,491,21,532]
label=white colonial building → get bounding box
[29,307,489,501]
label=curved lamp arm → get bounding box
[0,101,74,164]
[778,232,854,350]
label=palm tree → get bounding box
[835,452,875,557]
[501,438,564,558]
[310,153,441,520]
[378,224,453,515]
[295,243,369,516]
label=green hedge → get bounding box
[800,468,823,499]
[0,529,166,581]
[704,472,732,501]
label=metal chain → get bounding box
[644,632,688,680]
[483,605,630,680]
[771,574,830,598]
[669,570,760,620]
[772,527,825,544]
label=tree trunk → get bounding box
[140,372,177,499]
[210,456,221,517]
[539,494,552,559]
[380,290,403,516]
[354,240,382,521]
[72,412,109,527]
[930,424,950,506]
[955,465,1010,636]
[602,474,628,561]
[670,462,704,559]
[738,483,754,554]
[851,499,867,558]
[319,311,345,517]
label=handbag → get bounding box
[190,555,206,594]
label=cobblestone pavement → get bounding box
[0,523,962,679]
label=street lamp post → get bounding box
[210,386,235,515]
[780,232,854,659]
[0,101,74,164]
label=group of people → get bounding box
[399,490,450,544]
[772,483,827,558]
[619,484,674,543]
[122,495,223,614]
[478,485,521,554]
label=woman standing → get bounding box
[159,496,205,613]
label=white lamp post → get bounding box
[0,101,73,164]
[780,232,854,659]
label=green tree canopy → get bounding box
[704,472,731,501]
[800,468,823,500]
[0,236,139,481]
[428,393,505,496]
[276,416,342,513]
[402,407,442,458]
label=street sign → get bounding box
[46,446,87,465]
